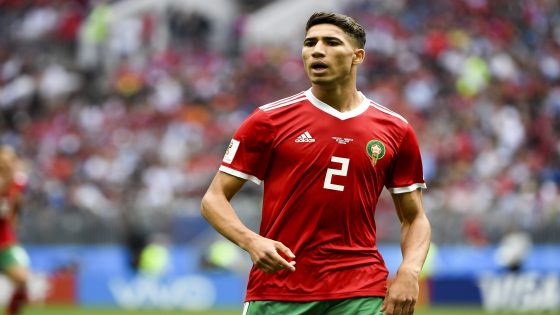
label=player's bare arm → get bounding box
[201,172,296,274]
[382,189,431,315]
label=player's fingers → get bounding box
[254,259,276,273]
[394,296,413,315]
[270,260,296,273]
[382,300,395,315]
[381,299,387,312]
[255,251,295,273]
[271,251,296,271]
[403,299,416,315]
[393,297,415,315]
[393,303,403,315]
[254,251,281,272]
[275,242,296,259]
[260,262,293,273]
[262,259,289,273]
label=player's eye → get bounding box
[303,39,316,47]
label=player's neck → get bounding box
[310,85,362,113]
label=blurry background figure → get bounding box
[0,146,29,315]
[124,227,148,273]
[137,233,170,277]
[201,238,248,275]
[494,225,532,273]
[77,0,110,71]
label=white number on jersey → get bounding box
[323,156,349,191]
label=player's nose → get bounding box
[311,41,326,57]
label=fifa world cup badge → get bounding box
[223,139,240,164]
[366,140,386,167]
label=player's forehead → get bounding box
[304,23,350,42]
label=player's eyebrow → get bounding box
[303,36,344,44]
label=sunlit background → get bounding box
[0,0,559,313]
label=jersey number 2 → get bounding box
[323,156,349,191]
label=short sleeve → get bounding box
[219,109,275,185]
[385,124,427,193]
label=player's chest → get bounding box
[273,119,399,172]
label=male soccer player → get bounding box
[0,146,29,315]
[201,12,431,315]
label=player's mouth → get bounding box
[310,62,328,74]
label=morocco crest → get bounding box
[366,140,386,167]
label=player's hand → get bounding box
[245,235,296,273]
[381,268,419,315]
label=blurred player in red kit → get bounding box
[0,146,29,315]
[201,12,431,315]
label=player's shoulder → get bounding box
[365,98,409,126]
[258,91,307,113]
[240,92,307,129]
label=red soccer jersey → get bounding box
[0,176,26,249]
[220,89,426,302]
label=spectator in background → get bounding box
[138,233,170,277]
[201,238,248,274]
[495,224,532,273]
[0,146,29,315]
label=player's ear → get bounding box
[352,49,365,65]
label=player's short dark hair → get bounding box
[305,12,366,48]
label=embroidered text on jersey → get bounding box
[332,137,354,144]
[295,131,316,143]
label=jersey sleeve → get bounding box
[385,124,427,193]
[219,109,275,185]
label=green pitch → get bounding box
[19,306,560,315]
[20,306,241,315]
[22,306,239,315]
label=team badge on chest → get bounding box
[366,140,386,167]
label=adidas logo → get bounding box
[295,131,316,143]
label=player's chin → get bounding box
[309,77,334,85]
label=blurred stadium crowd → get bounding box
[0,0,558,245]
